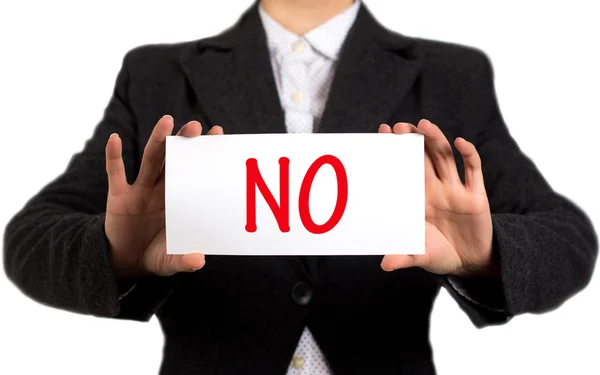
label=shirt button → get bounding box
[292,40,306,53]
[292,281,312,305]
[291,91,304,103]
[291,355,305,369]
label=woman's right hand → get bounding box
[104,115,223,278]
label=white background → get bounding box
[0,0,598,374]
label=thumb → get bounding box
[380,254,428,272]
[144,229,206,276]
[164,253,206,276]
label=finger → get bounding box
[136,115,175,187]
[105,133,129,196]
[381,254,429,271]
[176,120,203,137]
[423,143,438,183]
[166,253,206,274]
[207,125,224,135]
[390,122,437,182]
[417,119,460,183]
[392,122,418,135]
[156,124,223,187]
[379,124,392,133]
[455,137,485,193]
[143,228,206,275]
[154,120,201,188]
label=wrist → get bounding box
[105,235,150,280]
[455,240,500,279]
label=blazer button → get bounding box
[292,281,313,306]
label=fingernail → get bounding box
[109,133,118,138]
[381,264,395,272]
[162,115,173,121]
[191,260,206,271]
[209,126,224,135]
[393,123,411,130]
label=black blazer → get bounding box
[3,3,597,374]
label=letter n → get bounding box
[245,157,290,233]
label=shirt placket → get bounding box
[281,38,313,133]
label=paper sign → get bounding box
[165,133,424,256]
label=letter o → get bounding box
[298,155,348,234]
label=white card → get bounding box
[165,133,424,255]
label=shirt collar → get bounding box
[258,1,361,61]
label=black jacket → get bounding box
[3,2,597,374]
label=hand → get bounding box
[379,119,497,277]
[104,115,224,278]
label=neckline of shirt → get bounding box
[258,0,361,61]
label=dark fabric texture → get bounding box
[3,3,597,375]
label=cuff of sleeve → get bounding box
[441,214,521,327]
[446,275,506,312]
[442,274,511,328]
[489,212,548,316]
[117,279,138,300]
[79,213,122,317]
[94,214,174,321]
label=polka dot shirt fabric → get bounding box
[258,2,361,374]
[259,1,361,134]
[289,328,332,374]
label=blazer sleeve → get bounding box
[442,51,598,328]
[2,50,173,322]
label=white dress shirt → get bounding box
[258,2,361,374]
[259,1,360,134]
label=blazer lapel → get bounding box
[178,3,422,286]
[317,4,422,134]
[180,3,285,135]
[180,3,421,136]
